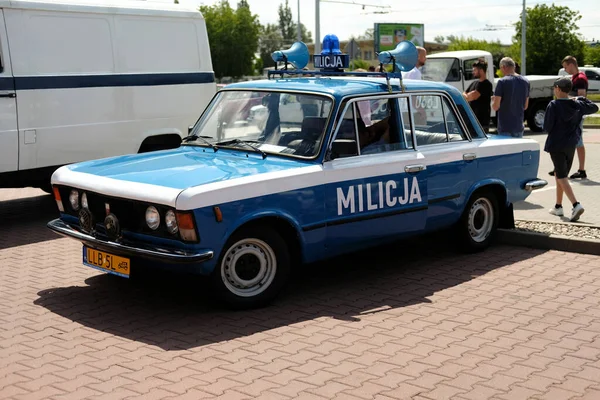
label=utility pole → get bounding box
[297,0,301,42]
[315,0,320,53]
[521,0,526,75]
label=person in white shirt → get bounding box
[403,46,427,80]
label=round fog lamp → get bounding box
[145,206,160,230]
[81,192,88,209]
[104,213,120,240]
[69,190,79,211]
[78,208,94,233]
[165,210,178,235]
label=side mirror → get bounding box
[329,139,358,160]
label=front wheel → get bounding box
[211,226,291,309]
[456,191,499,253]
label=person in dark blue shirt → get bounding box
[543,77,598,222]
[492,57,530,137]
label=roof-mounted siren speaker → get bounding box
[271,41,310,70]
[377,40,418,72]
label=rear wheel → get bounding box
[527,102,547,132]
[456,190,499,253]
[211,226,291,309]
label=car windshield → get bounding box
[186,90,333,158]
[421,58,460,82]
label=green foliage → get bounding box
[585,46,600,67]
[258,23,284,72]
[513,4,585,75]
[277,0,312,45]
[444,35,510,71]
[200,1,261,78]
[349,59,370,71]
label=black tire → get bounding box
[456,190,499,253]
[210,226,291,310]
[527,102,547,132]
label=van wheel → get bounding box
[211,226,291,309]
[527,103,546,132]
[457,190,499,253]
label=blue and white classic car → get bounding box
[48,36,547,309]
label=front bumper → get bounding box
[524,179,548,191]
[47,218,213,264]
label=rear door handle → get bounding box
[463,153,477,161]
[405,164,425,173]
[0,91,15,98]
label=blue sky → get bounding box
[160,0,600,45]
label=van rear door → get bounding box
[0,9,18,174]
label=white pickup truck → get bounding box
[422,50,558,132]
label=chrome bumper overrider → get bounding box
[47,219,213,264]
[524,179,548,191]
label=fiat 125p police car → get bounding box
[47,36,547,309]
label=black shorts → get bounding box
[550,148,576,179]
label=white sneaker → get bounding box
[549,207,564,217]
[570,204,584,222]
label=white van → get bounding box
[0,0,215,191]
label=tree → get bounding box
[513,4,585,75]
[277,0,312,45]
[445,35,512,71]
[434,35,445,44]
[585,46,600,67]
[258,23,284,72]
[199,1,261,78]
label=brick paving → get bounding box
[515,128,600,226]
[2,188,600,400]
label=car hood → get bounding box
[63,146,311,190]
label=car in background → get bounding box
[558,66,600,93]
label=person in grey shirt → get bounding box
[492,57,530,138]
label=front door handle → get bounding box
[405,164,425,173]
[463,153,477,161]
[0,91,15,98]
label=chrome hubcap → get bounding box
[221,238,277,297]
[468,198,494,243]
[534,110,545,128]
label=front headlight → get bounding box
[145,206,160,230]
[69,190,79,211]
[165,210,178,234]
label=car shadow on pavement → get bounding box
[34,234,545,351]
[0,194,62,250]
[513,201,544,211]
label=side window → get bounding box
[412,95,448,146]
[457,103,485,139]
[443,98,468,142]
[356,98,406,155]
[446,59,461,82]
[585,70,600,81]
[463,58,480,81]
[330,103,359,159]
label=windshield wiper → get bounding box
[215,138,267,159]
[182,134,218,152]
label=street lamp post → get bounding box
[521,0,526,75]
[297,0,301,42]
[315,0,320,53]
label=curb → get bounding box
[515,218,600,230]
[583,125,600,129]
[497,228,600,256]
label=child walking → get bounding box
[543,77,599,222]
